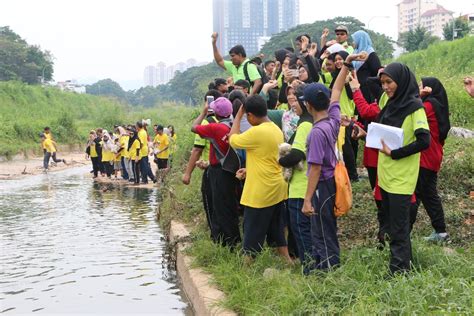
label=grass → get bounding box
[0,81,190,158]
[159,114,473,314]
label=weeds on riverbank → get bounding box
[160,131,473,314]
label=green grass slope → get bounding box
[396,36,474,128]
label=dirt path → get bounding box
[0,152,89,180]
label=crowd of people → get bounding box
[182,26,455,275]
[84,123,177,184]
[40,123,178,185]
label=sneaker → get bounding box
[63,159,67,164]
[424,232,449,243]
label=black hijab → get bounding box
[378,63,423,128]
[421,77,450,142]
[127,130,140,150]
[328,51,353,100]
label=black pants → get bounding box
[131,160,140,184]
[412,167,447,233]
[367,166,386,238]
[208,165,241,247]
[201,167,216,241]
[103,161,114,177]
[43,152,63,169]
[380,188,412,273]
[91,157,100,177]
[342,126,358,181]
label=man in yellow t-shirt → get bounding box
[136,121,156,184]
[41,133,65,172]
[229,95,290,262]
[153,125,170,175]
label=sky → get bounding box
[1,0,471,90]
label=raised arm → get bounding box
[212,32,225,70]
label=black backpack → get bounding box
[243,61,267,93]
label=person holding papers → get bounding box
[377,63,430,274]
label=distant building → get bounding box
[56,80,85,93]
[213,0,300,56]
[143,66,158,87]
[460,13,474,36]
[397,0,453,39]
[143,59,206,86]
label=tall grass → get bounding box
[396,36,474,128]
[0,81,187,157]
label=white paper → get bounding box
[366,122,404,150]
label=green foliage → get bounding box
[443,17,471,41]
[396,36,474,128]
[399,25,439,52]
[260,16,395,62]
[0,26,54,84]
[85,78,127,101]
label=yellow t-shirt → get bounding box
[89,142,98,158]
[43,138,56,153]
[378,108,429,195]
[128,139,141,160]
[153,133,170,159]
[169,134,177,154]
[138,129,148,158]
[288,121,312,199]
[120,135,129,158]
[230,121,288,208]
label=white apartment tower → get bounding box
[397,0,453,39]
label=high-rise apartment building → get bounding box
[397,0,453,39]
[213,0,299,56]
[143,59,205,87]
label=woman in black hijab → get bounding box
[377,62,431,274]
[411,77,450,242]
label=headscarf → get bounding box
[378,62,423,128]
[329,50,353,100]
[421,77,450,142]
[352,31,375,70]
[127,129,140,150]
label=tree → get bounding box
[0,26,54,84]
[443,17,470,41]
[260,16,395,62]
[86,79,126,101]
[399,26,439,52]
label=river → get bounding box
[0,166,190,314]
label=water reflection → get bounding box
[0,167,188,314]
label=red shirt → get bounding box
[420,101,444,172]
[353,89,380,168]
[195,123,231,166]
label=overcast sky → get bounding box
[1,0,471,90]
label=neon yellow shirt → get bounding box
[288,121,312,199]
[378,108,429,195]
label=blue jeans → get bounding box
[139,156,155,183]
[310,177,340,271]
[120,157,129,180]
[287,198,313,273]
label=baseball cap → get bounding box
[335,25,349,34]
[299,83,330,107]
[210,97,232,117]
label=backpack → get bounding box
[316,125,352,217]
[243,61,267,93]
[206,119,242,174]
